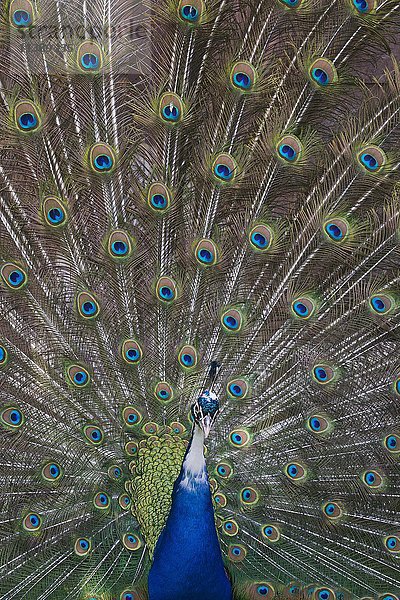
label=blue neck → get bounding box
[148,425,232,600]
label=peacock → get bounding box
[1,0,400,597]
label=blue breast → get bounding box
[148,447,232,600]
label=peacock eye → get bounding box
[229,428,251,448]
[122,406,142,427]
[312,364,335,384]
[10,0,34,27]
[94,491,110,510]
[212,153,237,183]
[159,93,184,124]
[147,183,172,213]
[291,296,315,319]
[77,291,100,319]
[221,308,243,332]
[90,143,115,173]
[43,197,67,227]
[215,461,233,479]
[120,591,137,600]
[14,101,40,132]
[156,276,177,303]
[322,501,343,520]
[357,145,386,173]
[249,224,273,252]
[74,537,91,556]
[42,462,63,482]
[230,62,256,92]
[122,340,142,364]
[362,469,383,489]
[195,239,218,266]
[307,415,330,434]
[279,0,302,6]
[170,422,186,435]
[0,344,9,366]
[261,524,281,542]
[277,135,302,163]
[285,461,307,481]
[23,512,42,532]
[83,425,104,445]
[124,441,139,457]
[1,263,27,290]
[249,582,275,598]
[352,0,375,13]
[108,465,123,480]
[78,41,102,72]
[67,365,90,387]
[222,519,239,536]
[323,217,349,242]
[178,1,204,22]
[384,434,400,453]
[213,492,227,507]
[154,381,173,403]
[178,345,197,369]
[384,535,400,553]
[142,422,159,436]
[228,543,247,562]
[309,59,337,87]
[315,588,335,600]
[1,406,24,429]
[227,378,249,399]
[122,532,142,551]
[108,230,133,259]
[119,494,131,510]
[240,486,260,506]
[369,293,394,315]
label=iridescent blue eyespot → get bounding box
[353,0,372,12]
[293,301,308,316]
[151,194,167,209]
[112,241,128,255]
[229,384,242,397]
[318,590,331,600]
[127,348,139,361]
[47,208,65,224]
[8,269,25,287]
[181,5,198,21]
[0,346,7,364]
[279,0,301,7]
[279,144,296,161]
[18,112,37,130]
[80,538,89,549]
[215,163,232,180]
[29,514,39,527]
[13,9,32,26]
[218,466,226,476]
[310,417,321,431]
[311,68,328,86]
[224,315,238,329]
[162,104,180,122]
[161,286,172,299]
[251,232,267,248]
[233,72,251,90]
[198,248,212,263]
[10,409,22,425]
[315,367,327,382]
[94,154,112,170]
[83,301,96,315]
[386,537,399,550]
[257,586,269,595]
[74,371,87,385]
[325,223,342,240]
[81,53,99,70]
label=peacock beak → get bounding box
[201,414,213,439]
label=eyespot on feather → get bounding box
[291,296,316,319]
[384,535,400,554]
[278,0,303,7]
[67,364,90,388]
[240,486,260,507]
[122,532,142,551]
[83,425,104,446]
[41,462,63,482]
[154,381,174,403]
[322,501,343,520]
[312,364,336,385]
[357,145,386,173]
[384,434,400,453]
[228,543,247,562]
[284,461,307,481]
[89,142,115,173]
[0,344,9,366]
[22,512,42,532]
[77,291,100,319]
[9,0,35,27]
[14,100,40,132]
[147,182,172,212]
[307,415,331,437]
[229,428,252,448]
[159,92,184,124]
[222,519,239,536]
[362,469,384,489]
[93,491,110,510]
[309,59,338,87]
[1,406,24,430]
[156,276,177,303]
[119,494,131,510]
[1,263,27,290]
[108,230,133,259]
[312,588,335,600]
[122,406,142,427]
[122,340,142,364]
[195,239,218,266]
[74,537,91,556]
[212,153,237,183]
[249,224,273,252]
[142,422,159,436]
[108,465,123,480]
[230,61,257,92]
[247,582,276,598]
[178,345,198,369]
[351,0,376,14]
[170,422,186,435]
[77,41,102,72]
[178,0,204,23]
[277,135,302,163]
[42,196,67,228]
[221,308,243,332]
[369,293,395,315]
[323,217,349,242]
[124,441,139,457]
[215,461,234,479]
[227,378,249,399]
[261,524,281,542]
[214,492,227,507]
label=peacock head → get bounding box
[191,390,220,439]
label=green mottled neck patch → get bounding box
[126,430,188,556]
